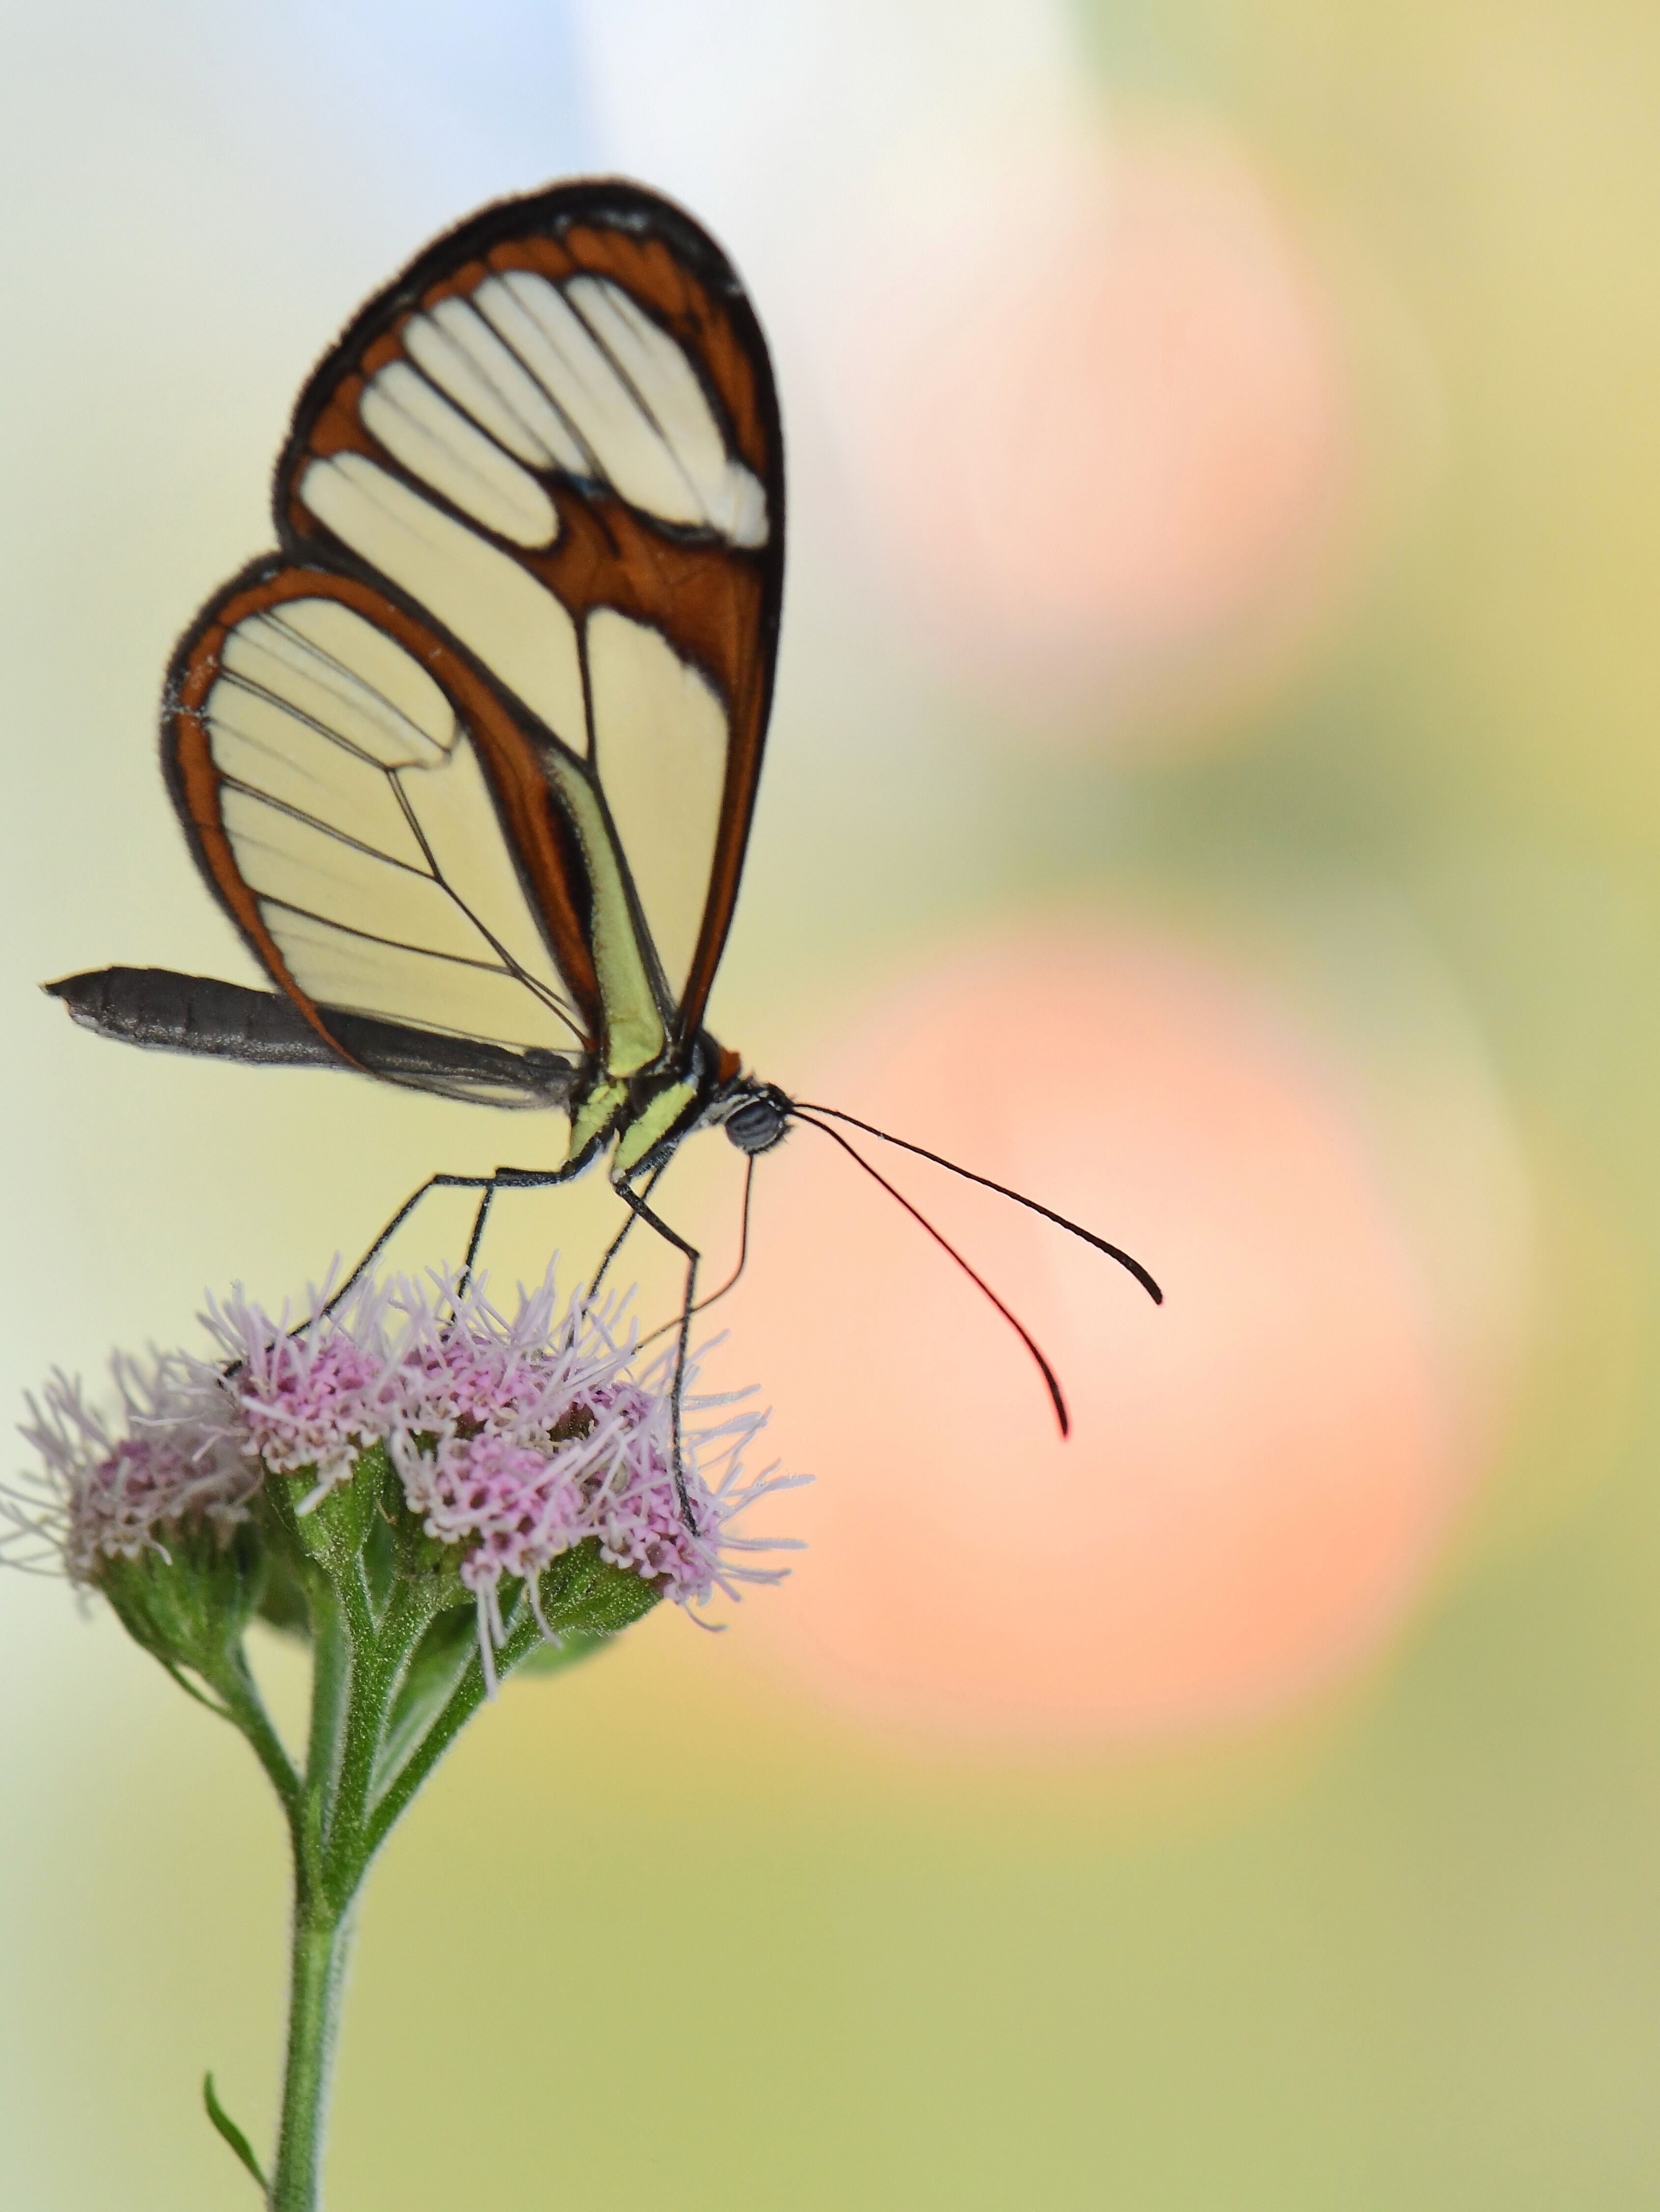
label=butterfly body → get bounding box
[563,1040,792,1183]
[47,957,789,1180]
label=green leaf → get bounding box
[203,2071,268,2195]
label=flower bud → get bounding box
[98,1519,266,1678]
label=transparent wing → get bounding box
[275,178,785,1056]
[166,562,609,1100]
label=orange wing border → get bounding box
[161,555,606,1068]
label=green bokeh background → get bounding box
[4,1,1660,2204]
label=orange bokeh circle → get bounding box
[713,929,1471,1743]
[827,124,1352,720]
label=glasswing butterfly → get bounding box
[46,178,1160,1512]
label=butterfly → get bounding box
[47,178,1160,1506]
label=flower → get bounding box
[6,1352,258,1581]
[5,1267,805,1671]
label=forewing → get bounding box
[164,560,606,1106]
[274,178,786,1056]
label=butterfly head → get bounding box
[713,1076,795,1157]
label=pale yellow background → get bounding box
[3,2,1660,2206]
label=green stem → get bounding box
[264,1569,446,2206]
[216,1553,607,2200]
[265,1579,378,2211]
[326,1573,435,1890]
[269,1888,353,2212]
[306,1586,351,1818]
[215,1647,302,1821]
[363,1599,544,1861]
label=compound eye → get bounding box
[725,1098,786,1155]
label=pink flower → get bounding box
[229,1334,389,1496]
[6,1351,256,1581]
[367,1270,806,1649]
[7,1267,806,1654]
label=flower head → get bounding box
[7,1351,258,1581]
[6,1266,804,1674]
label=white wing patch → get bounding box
[247,596,455,761]
[402,297,588,474]
[338,271,767,551]
[299,454,589,754]
[565,276,769,547]
[361,361,558,548]
[279,260,770,1055]
[587,609,729,1004]
[205,599,584,1052]
[408,269,768,549]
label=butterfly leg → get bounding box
[613,1179,702,1530]
[320,1172,501,1319]
[461,1162,668,1302]
[322,1162,586,1318]
[459,1183,496,1291]
[591,1164,669,1297]
[634,1156,757,1348]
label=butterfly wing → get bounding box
[197,177,783,1093]
[164,555,607,1103]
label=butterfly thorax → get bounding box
[572,1034,792,1185]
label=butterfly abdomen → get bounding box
[46,966,580,1107]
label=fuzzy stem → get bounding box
[266,1566,448,2207]
[270,1887,352,2212]
[302,1585,350,1887]
[214,1647,302,1820]
[264,1574,368,2210]
[326,1574,437,1890]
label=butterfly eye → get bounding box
[723,1094,790,1155]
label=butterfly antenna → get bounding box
[796,1102,1163,1304]
[795,1113,1072,1436]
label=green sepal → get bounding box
[255,1540,312,1641]
[97,1519,264,1680]
[517,1537,664,1665]
[514,1628,614,1678]
[380,1467,471,1613]
[264,1441,389,1578]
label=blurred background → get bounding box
[2,0,1658,2203]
